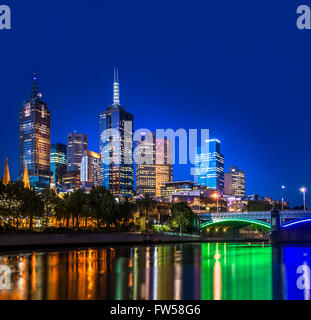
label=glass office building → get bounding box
[19,74,51,191]
[99,69,134,198]
[50,143,67,185]
[194,139,224,192]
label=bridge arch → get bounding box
[200,218,271,230]
[282,218,311,229]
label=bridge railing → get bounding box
[198,210,311,222]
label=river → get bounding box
[0,242,309,300]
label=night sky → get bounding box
[0,0,310,206]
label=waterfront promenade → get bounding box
[0,232,201,249]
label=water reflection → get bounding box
[0,243,309,300]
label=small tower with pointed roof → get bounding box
[23,162,30,189]
[3,157,10,185]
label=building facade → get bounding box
[99,69,134,198]
[50,143,67,184]
[194,139,224,193]
[63,170,81,190]
[19,74,51,191]
[67,132,88,172]
[155,137,173,197]
[81,150,101,188]
[224,165,245,197]
[136,133,173,197]
[161,181,195,199]
[136,132,156,196]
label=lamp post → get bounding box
[212,192,219,213]
[300,187,307,211]
[281,185,285,211]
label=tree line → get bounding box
[0,181,196,234]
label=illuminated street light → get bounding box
[212,192,219,213]
[281,185,285,211]
[300,187,307,211]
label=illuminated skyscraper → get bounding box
[194,139,224,192]
[155,137,173,197]
[67,132,88,172]
[136,132,156,196]
[81,150,101,188]
[99,68,134,198]
[19,74,51,191]
[136,133,173,197]
[50,143,67,184]
[224,165,245,196]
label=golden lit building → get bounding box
[136,133,173,197]
[155,137,173,197]
[19,74,51,191]
[161,181,195,199]
[136,132,156,196]
[63,170,81,190]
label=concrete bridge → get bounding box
[197,210,311,241]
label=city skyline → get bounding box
[1,1,310,206]
[1,69,308,206]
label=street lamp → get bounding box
[281,185,285,211]
[212,192,219,213]
[300,187,307,211]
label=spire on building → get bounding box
[113,67,120,106]
[3,157,10,186]
[23,162,30,189]
[31,73,39,99]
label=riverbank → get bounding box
[0,232,202,250]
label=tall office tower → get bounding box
[50,143,67,184]
[136,132,156,196]
[155,137,173,197]
[81,150,101,188]
[19,74,51,191]
[99,69,134,198]
[67,132,88,172]
[194,139,224,193]
[224,165,245,197]
[136,133,173,197]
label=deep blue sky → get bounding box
[0,0,310,206]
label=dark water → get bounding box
[0,242,310,300]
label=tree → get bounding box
[246,200,273,212]
[89,186,118,230]
[55,193,71,228]
[66,189,90,229]
[20,188,43,231]
[170,202,196,234]
[0,180,42,231]
[117,198,137,231]
[137,194,156,230]
[40,188,60,230]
